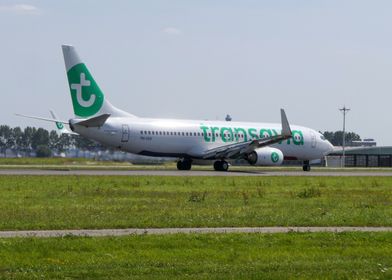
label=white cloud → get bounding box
[0,4,41,15]
[162,27,182,35]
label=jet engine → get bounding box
[246,147,284,166]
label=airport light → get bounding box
[339,106,350,168]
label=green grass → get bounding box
[1,176,392,230]
[0,157,136,167]
[0,157,94,165]
[0,232,391,279]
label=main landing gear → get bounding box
[177,159,192,170]
[303,160,311,172]
[214,160,229,172]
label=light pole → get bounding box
[339,106,350,168]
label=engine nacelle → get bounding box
[246,147,284,166]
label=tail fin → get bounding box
[50,110,74,135]
[61,45,135,119]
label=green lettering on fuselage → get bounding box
[200,125,211,142]
[220,127,233,142]
[292,130,304,145]
[248,128,258,140]
[260,129,272,139]
[234,127,247,142]
[199,125,304,145]
[211,127,219,142]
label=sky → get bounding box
[1,0,392,144]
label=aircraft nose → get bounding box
[325,140,334,155]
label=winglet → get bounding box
[280,109,292,137]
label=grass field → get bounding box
[0,176,391,230]
[0,232,391,279]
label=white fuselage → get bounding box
[71,116,334,162]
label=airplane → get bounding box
[49,110,75,135]
[18,45,334,172]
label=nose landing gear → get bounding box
[303,160,311,172]
[214,160,229,171]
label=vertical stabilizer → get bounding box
[50,110,72,135]
[62,45,135,119]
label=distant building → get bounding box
[225,114,232,121]
[349,138,377,147]
[327,146,392,167]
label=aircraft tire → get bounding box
[177,160,192,170]
[302,162,311,172]
[214,160,229,171]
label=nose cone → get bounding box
[324,140,334,155]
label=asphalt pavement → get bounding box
[1,169,392,176]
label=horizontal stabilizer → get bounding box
[74,114,110,127]
[15,113,68,124]
[50,110,76,135]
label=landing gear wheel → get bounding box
[302,160,311,172]
[177,159,192,170]
[214,160,229,171]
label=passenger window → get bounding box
[140,131,143,134]
[148,131,151,135]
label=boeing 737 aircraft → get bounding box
[19,45,334,171]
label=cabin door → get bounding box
[121,124,130,143]
[310,131,317,148]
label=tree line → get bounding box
[0,124,362,158]
[0,125,99,157]
[322,131,361,146]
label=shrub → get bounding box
[35,145,52,158]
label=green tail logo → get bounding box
[56,122,64,130]
[67,63,104,117]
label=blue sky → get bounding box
[1,0,392,144]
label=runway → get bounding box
[0,227,391,238]
[1,169,392,176]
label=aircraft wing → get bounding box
[202,109,292,160]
